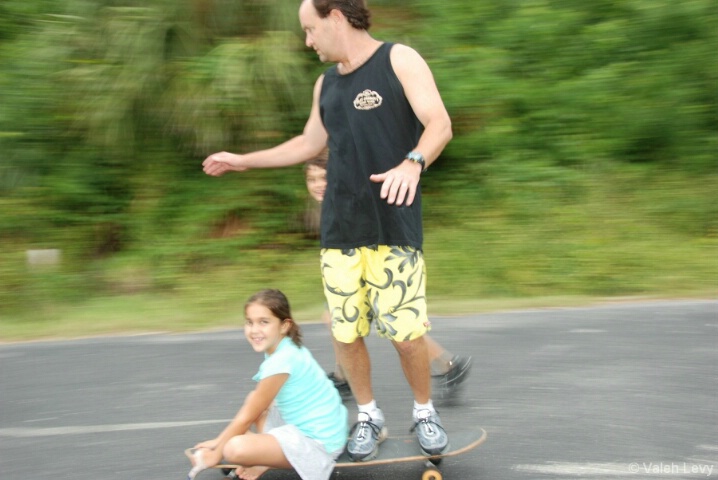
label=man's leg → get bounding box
[334,337,373,404]
[336,337,388,462]
[392,335,431,403]
[321,247,387,461]
[368,246,449,456]
[321,247,372,402]
[367,246,432,404]
[392,336,450,457]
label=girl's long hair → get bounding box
[245,289,303,346]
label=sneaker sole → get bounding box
[420,442,451,457]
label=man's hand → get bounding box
[202,152,248,176]
[193,439,220,451]
[370,159,422,206]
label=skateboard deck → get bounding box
[186,428,486,480]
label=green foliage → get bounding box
[1,0,308,251]
[425,0,717,170]
[162,30,309,156]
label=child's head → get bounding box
[305,148,328,203]
[244,289,303,349]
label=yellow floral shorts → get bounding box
[320,245,431,343]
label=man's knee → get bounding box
[392,335,427,356]
[334,336,364,351]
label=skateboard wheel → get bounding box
[422,468,442,480]
[221,468,238,478]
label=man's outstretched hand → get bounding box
[202,152,247,176]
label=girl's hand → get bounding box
[193,447,223,468]
[193,439,219,451]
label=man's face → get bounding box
[299,0,335,62]
[305,165,327,203]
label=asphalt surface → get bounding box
[1,300,716,480]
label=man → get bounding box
[203,0,453,462]
[304,152,472,405]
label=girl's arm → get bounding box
[193,374,288,466]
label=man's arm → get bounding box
[370,44,453,206]
[203,76,329,176]
[391,44,453,167]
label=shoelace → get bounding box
[410,411,443,436]
[411,418,437,435]
[353,419,382,441]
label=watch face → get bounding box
[407,152,425,165]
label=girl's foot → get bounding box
[233,465,269,480]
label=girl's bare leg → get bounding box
[234,465,270,480]
[222,434,291,478]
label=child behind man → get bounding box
[304,151,472,403]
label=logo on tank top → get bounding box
[353,89,383,110]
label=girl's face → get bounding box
[305,165,327,203]
[244,303,290,355]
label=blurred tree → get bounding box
[423,0,717,171]
[1,0,308,256]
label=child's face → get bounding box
[305,165,327,203]
[244,303,290,355]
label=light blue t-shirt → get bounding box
[253,337,348,452]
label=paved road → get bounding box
[1,300,716,480]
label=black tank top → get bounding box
[319,42,424,249]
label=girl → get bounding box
[188,289,348,480]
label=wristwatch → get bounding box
[405,151,426,172]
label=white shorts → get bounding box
[263,406,343,480]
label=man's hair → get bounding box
[312,0,371,30]
[305,147,328,172]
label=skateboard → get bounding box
[186,427,486,480]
